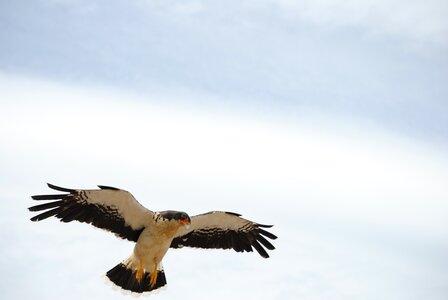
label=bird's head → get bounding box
[158,210,191,227]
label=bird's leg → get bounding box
[149,263,158,288]
[136,261,143,283]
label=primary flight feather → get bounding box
[29,183,277,293]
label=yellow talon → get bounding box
[136,262,143,283]
[149,264,158,288]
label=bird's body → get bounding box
[133,218,176,272]
[29,184,277,293]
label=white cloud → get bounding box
[1,74,448,299]
[277,0,448,45]
[1,72,447,229]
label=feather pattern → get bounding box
[170,211,277,258]
[28,183,154,242]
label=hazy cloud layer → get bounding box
[277,0,448,45]
[1,76,448,299]
[1,2,448,298]
[1,0,447,142]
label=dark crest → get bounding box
[158,210,190,222]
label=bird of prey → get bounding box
[29,183,277,293]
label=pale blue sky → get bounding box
[1,1,447,299]
[1,0,448,141]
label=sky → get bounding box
[1,1,448,299]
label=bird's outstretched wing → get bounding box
[170,211,277,258]
[29,183,154,242]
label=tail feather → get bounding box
[106,263,167,293]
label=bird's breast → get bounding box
[132,221,182,270]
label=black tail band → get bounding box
[106,263,167,293]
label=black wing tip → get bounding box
[259,228,278,240]
[251,240,270,258]
[28,205,40,212]
[224,211,242,217]
[29,215,46,222]
[31,194,67,201]
[97,185,120,191]
[257,223,274,228]
[47,183,76,193]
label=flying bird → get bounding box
[28,183,277,293]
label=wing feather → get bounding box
[258,228,278,241]
[29,183,154,242]
[31,194,68,200]
[28,200,65,211]
[170,211,277,258]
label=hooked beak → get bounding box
[180,217,190,226]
